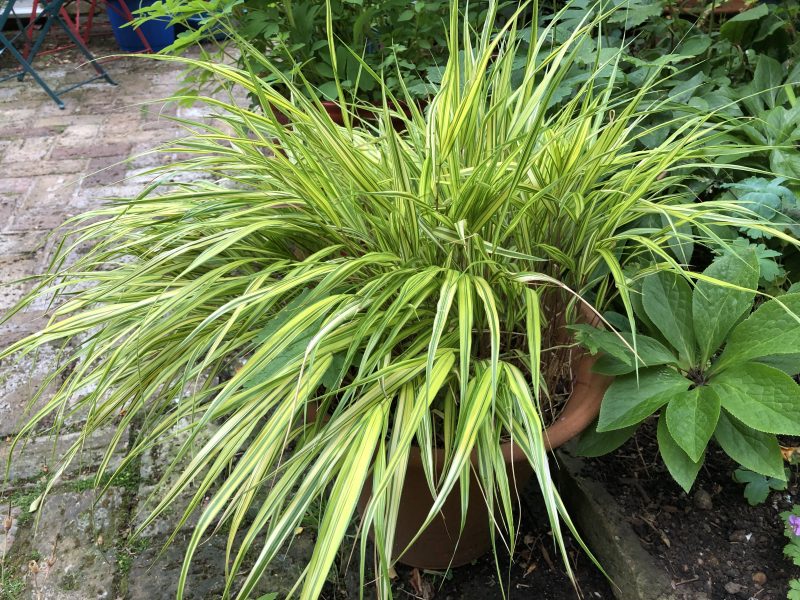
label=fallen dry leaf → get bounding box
[781,446,799,463]
[409,568,434,600]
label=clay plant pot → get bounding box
[321,100,421,132]
[270,100,421,132]
[671,0,749,14]
[357,348,612,569]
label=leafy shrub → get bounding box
[576,248,800,492]
[139,0,490,100]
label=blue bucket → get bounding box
[106,0,175,52]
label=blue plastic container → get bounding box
[106,0,175,52]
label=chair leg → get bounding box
[52,12,116,85]
[0,36,65,108]
[21,2,58,75]
[3,0,115,106]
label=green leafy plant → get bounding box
[790,580,800,600]
[545,0,800,175]
[138,0,487,100]
[0,2,790,598]
[718,178,800,288]
[724,177,800,239]
[576,248,800,492]
[732,467,788,505]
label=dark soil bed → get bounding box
[388,507,613,599]
[584,421,800,599]
[323,491,613,599]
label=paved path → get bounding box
[0,38,307,600]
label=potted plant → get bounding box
[0,2,782,597]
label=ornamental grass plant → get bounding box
[0,2,788,598]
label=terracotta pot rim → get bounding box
[399,351,611,471]
[309,303,612,460]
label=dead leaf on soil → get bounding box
[409,568,434,600]
[781,446,800,463]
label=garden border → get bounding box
[552,447,680,600]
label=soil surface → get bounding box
[388,509,613,600]
[585,422,800,599]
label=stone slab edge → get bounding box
[554,446,679,600]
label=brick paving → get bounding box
[0,35,298,599]
[0,36,193,317]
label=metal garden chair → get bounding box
[0,0,115,108]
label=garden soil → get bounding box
[586,422,800,599]
[386,507,614,599]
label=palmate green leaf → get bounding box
[657,413,703,494]
[723,177,796,239]
[785,544,800,566]
[666,386,720,463]
[730,239,784,283]
[789,579,800,600]
[606,0,661,27]
[642,272,696,365]
[709,362,800,435]
[597,368,688,432]
[732,468,787,506]
[714,411,784,480]
[716,293,800,370]
[692,248,759,363]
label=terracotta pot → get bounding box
[271,100,420,132]
[351,309,613,569]
[321,100,420,132]
[359,349,610,569]
[670,0,749,14]
[369,437,533,570]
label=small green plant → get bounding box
[576,247,800,491]
[114,534,150,578]
[783,507,800,599]
[59,571,78,591]
[5,480,47,526]
[733,467,789,505]
[0,574,25,600]
[69,462,139,494]
[115,550,134,576]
